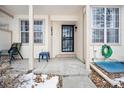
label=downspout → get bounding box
[51,21,53,58]
[82,6,86,63]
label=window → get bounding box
[21,20,29,43]
[34,20,43,43]
[20,20,44,43]
[92,7,119,44]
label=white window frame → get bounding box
[20,19,45,45]
[91,6,121,46]
[20,19,29,44]
[34,20,44,44]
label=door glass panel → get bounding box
[62,25,74,52]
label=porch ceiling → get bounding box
[34,5,84,15]
[0,5,29,15]
[0,5,84,15]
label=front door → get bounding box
[62,25,74,52]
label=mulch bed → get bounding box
[0,56,9,62]
[91,69,112,88]
[90,63,124,88]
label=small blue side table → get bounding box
[39,52,50,62]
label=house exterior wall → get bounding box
[51,21,77,58]
[2,5,124,67]
[89,6,124,62]
[0,15,12,50]
[10,14,83,59]
[0,30,12,50]
[76,7,84,61]
[10,15,49,58]
[83,8,87,63]
[2,5,124,65]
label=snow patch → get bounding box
[17,73,59,88]
[112,77,124,87]
[114,77,124,82]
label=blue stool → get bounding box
[39,52,50,62]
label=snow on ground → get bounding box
[17,73,59,88]
[113,77,124,82]
[112,77,124,87]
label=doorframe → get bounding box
[61,25,75,52]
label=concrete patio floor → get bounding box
[10,58,96,88]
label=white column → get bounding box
[85,5,90,71]
[28,5,34,70]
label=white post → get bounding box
[28,5,34,70]
[85,5,90,71]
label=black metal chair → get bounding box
[0,43,23,64]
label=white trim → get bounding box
[117,6,121,45]
[50,15,79,21]
[29,5,34,70]
[91,5,121,8]
[86,5,91,71]
[0,28,12,32]
[104,8,107,44]
[0,8,14,18]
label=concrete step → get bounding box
[55,54,76,58]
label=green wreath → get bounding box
[101,44,113,58]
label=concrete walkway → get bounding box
[11,58,96,88]
[63,76,96,88]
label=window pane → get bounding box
[106,8,119,28]
[115,15,119,27]
[34,20,43,32]
[21,32,29,43]
[107,29,119,43]
[21,20,29,43]
[34,32,43,43]
[63,26,73,38]
[21,20,29,32]
[106,8,119,43]
[92,7,105,43]
[33,20,43,43]
[92,8,105,28]
[92,29,104,43]
[92,8,104,15]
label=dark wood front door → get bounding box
[62,25,74,52]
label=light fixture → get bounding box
[74,25,77,31]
